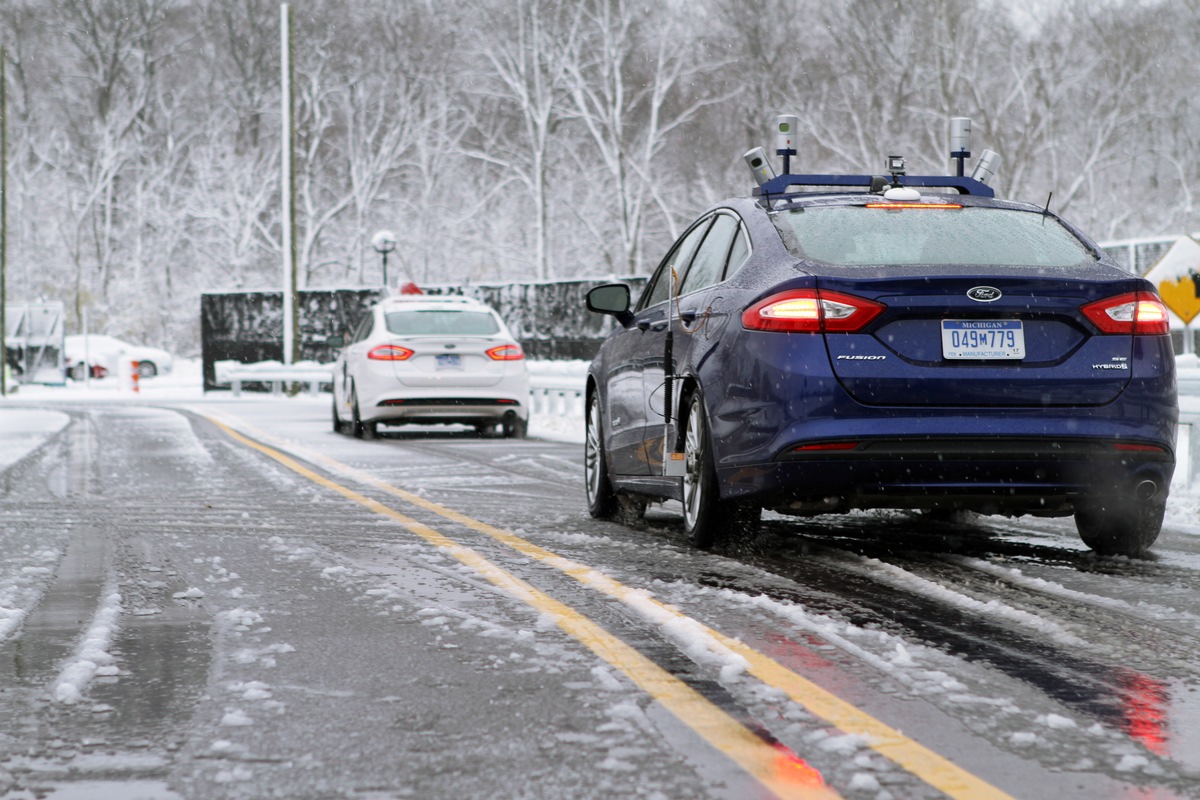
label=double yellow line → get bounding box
[209,414,1014,800]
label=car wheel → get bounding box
[1074,495,1165,557]
[502,415,527,439]
[584,393,618,520]
[351,389,376,440]
[332,395,347,434]
[137,361,158,378]
[69,362,87,381]
[682,391,759,549]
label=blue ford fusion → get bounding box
[584,119,1176,556]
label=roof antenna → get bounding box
[1036,190,1056,221]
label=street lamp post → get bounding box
[370,230,397,291]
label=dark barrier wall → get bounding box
[200,288,381,390]
[201,278,647,391]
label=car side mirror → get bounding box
[586,284,634,327]
[326,335,345,348]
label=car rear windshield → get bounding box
[778,206,1096,267]
[385,310,501,336]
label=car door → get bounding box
[634,216,723,471]
[648,212,747,454]
[601,220,712,475]
[340,312,376,408]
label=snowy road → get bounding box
[1,392,1200,799]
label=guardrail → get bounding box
[215,361,331,397]
[213,361,589,409]
[528,377,585,417]
[1180,409,1200,491]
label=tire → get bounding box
[137,361,158,378]
[351,389,376,440]
[69,362,87,381]
[584,392,618,519]
[503,415,527,439]
[1075,496,1164,557]
[682,391,759,549]
[332,396,347,434]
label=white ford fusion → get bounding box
[331,295,530,439]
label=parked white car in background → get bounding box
[331,295,531,439]
[64,335,175,380]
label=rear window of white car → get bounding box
[385,310,501,336]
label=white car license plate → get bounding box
[941,320,1025,360]
[436,354,462,369]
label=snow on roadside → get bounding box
[0,409,69,470]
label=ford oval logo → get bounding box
[967,286,1002,302]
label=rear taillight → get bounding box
[1081,292,1170,335]
[486,344,524,361]
[742,289,885,333]
[368,344,415,360]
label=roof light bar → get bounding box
[864,202,963,210]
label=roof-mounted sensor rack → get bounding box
[744,114,1002,199]
[750,171,995,197]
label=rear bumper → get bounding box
[719,435,1175,514]
[365,397,528,426]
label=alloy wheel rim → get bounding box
[683,400,703,528]
[585,399,602,503]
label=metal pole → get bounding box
[1,46,7,396]
[280,4,298,365]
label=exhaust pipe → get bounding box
[1135,480,1158,501]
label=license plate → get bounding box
[941,320,1025,360]
[436,354,462,369]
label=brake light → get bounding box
[742,289,885,333]
[368,344,415,360]
[486,344,525,361]
[1081,292,1170,335]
